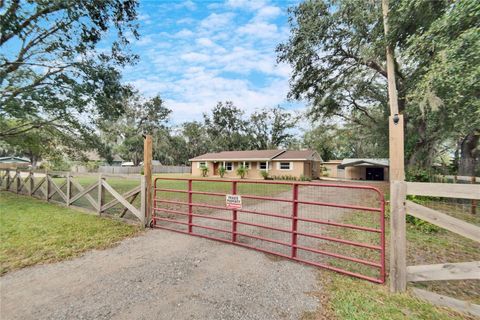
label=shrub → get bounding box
[86,161,99,172]
[300,174,311,181]
[218,165,226,178]
[236,165,248,179]
[406,168,432,182]
[260,170,269,180]
[200,165,209,177]
[406,214,440,233]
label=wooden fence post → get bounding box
[472,176,477,215]
[29,171,34,196]
[15,169,20,193]
[144,135,153,227]
[45,170,49,201]
[98,174,104,215]
[140,176,146,226]
[390,180,407,293]
[66,173,71,206]
[6,169,10,190]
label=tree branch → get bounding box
[0,3,66,46]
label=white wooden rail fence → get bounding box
[0,169,146,225]
[390,180,480,317]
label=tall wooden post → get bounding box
[97,174,105,215]
[383,0,406,292]
[15,169,20,193]
[5,169,10,190]
[66,173,71,206]
[472,176,477,215]
[144,135,153,226]
[390,180,407,292]
[29,171,34,196]
[45,169,49,201]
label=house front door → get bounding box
[213,162,219,175]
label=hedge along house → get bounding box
[336,158,390,181]
[190,150,323,179]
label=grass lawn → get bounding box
[0,191,141,275]
[303,199,480,320]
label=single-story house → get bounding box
[325,158,389,181]
[190,150,323,179]
[0,156,31,169]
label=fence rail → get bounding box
[0,169,146,225]
[390,180,480,317]
[98,165,191,175]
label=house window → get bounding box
[259,162,267,170]
[225,162,233,171]
[198,161,206,168]
[279,162,292,170]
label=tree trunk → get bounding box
[458,132,479,176]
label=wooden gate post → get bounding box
[66,173,71,206]
[29,171,34,196]
[98,174,105,215]
[383,0,406,292]
[15,169,20,193]
[45,169,49,201]
[472,176,477,215]
[6,169,10,190]
[390,180,407,292]
[143,135,153,226]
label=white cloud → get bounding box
[137,35,153,46]
[196,37,215,47]
[173,29,194,38]
[178,0,197,11]
[237,21,278,39]
[255,5,282,20]
[180,52,211,63]
[226,0,267,11]
[127,0,302,124]
[138,13,152,25]
[200,13,235,29]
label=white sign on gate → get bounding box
[226,194,242,209]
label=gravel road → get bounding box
[1,230,320,320]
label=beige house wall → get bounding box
[345,167,365,180]
[191,160,316,179]
[322,163,340,178]
[191,161,215,177]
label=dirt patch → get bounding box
[1,230,321,320]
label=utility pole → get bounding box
[382,0,406,293]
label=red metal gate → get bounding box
[152,178,385,283]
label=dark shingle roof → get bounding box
[273,150,320,160]
[189,150,321,161]
[190,150,284,161]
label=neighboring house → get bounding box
[0,156,31,169]
[190,150,323,179]
[329,158,389,181]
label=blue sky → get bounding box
[121,0,304,123]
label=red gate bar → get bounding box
[152,177,386,283]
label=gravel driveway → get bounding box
[1,230,320,320]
